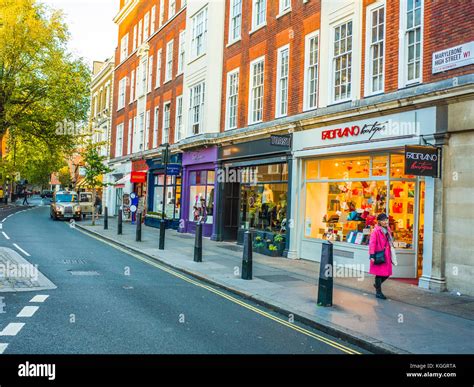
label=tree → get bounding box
[0,0,91,185]
[57,166,72,189]
[82,141,112,226]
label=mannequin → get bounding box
[261,184,274,230]
[262,184,274,204]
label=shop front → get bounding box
[145,153,182,230]
[289,108,438,278]
[215,136,292,257]
[180,146,218,238]
[106,160,132,217]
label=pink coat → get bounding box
[368,225,393,277]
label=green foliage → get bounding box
[57,165,71,188]
[274,234,285,243]
[268,244,278,251]
[82,141,112,189]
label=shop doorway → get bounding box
[417,180,425,278]
[115,188,123,216]
[223,182,240,241]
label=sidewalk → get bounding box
[76,217,474,354]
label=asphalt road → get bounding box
[0,203,368,354]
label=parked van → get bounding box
[79,192,93,219]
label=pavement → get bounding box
[0,205,367,355]
[75,215,474,355]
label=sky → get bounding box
[41,0,119,66]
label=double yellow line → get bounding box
[78,227,362,355]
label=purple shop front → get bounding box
[180,146,218,237]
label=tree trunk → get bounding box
[91,187,96,226]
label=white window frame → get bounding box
[175,95,183,141]
[144,12,150,41]
[127,119,133,155]
[155,49,162,88]
[120,33,129,62]
[148,55,154,93]
[191,6,208,60]
[117,77,126,110]
[129,70,135,103]
[399,0,424,87]
[248,56,265,125]
[165,40,174,83]
[188,82,205,135]
[278,0,291,16]
[225,68,239,130]
[115,123,124,157]
[153,106,159,148]
[136,112,145,152]
[138,19,143,46]
[135,65,139,100]
[364,2,385,96]
[159,0,165,27]
[228,0,242,44]
[275,44,289,118]
[251,0,266,31]
[177,30,186,75]
[133,25,137,51]
[151,5,156,34]
[145,110,150,149]
[163,102,171,144]
[169,0,176,19]
[303,30,319,111]
[330,18,354,104]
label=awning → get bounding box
[76,176,103,189]
[114,173,131,187]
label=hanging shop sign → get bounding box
[270,135,292,147]
[404,145,441,178]
[130,171,147,183]
[432,41,474,74]
[166,164,181,176]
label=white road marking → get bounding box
[1,218,6,223]
[17,306,39,318]
[30,295,49,303]
[2,232,10,240]
[0,323,25,336]
[0,343,8,354]
[13,244,30,257]
[0,223,2,229]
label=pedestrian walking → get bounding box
[22,187,29,206]
[369,213,393,300]
[94,195,102,220]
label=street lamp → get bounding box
[161,143,169,220]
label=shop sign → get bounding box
[166,164,181,176]
[404,145,441,177]
[270,135,292,147]
[130,171,147,183]
[432,41,474,74]
[321,122,387,141]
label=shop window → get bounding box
[389,180,415,248]
[188,170,215,224]
[153,174,181,219]
[319,156,370,180]
[390,154,415,178]
[371,155,388,176]
[306,160,319,180]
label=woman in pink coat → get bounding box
[369,213,393,299]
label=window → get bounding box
[135,65,139,100]
[138,19,143,46]
[189,82,205,135]
[163,102,171,144]
[252,0,266,30]
[155,48,162,87]
[145,110,150,149]
[153,175,181,219]
[132,116,137,152]
[405,0,422,83]
[117,77,126,110]
[165,40,174,82]
[229,0,242,43]
[159,0,165,27]
[304,31,319,110]
[276,46,289,117]
[153,107,159,148]
[151,5,156,34]
[133,25,137,51]
[367,5,385,94]
[188,170,215,224]
[120,33,129,62]
[144,12,150,41]
[279,0,291,14]
[191,7,208,59]
[137,112,145,151]
[169,0,176,18]
[148,55,153,93]
[127,119,132,154]
[115,123,124,157]
[175,95,183,141]
[140,57,147,97]
[226,69,239,129]
[332,20,353,102]
[129,70,135,103]
[249,57,264,124]
[177,30,186,74]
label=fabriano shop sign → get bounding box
[432,41,474,74]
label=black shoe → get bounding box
[376,291,387,300]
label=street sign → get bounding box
[166,164,181,176]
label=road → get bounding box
[0,201,368,354]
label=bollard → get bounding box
[136,213,142,242]
[159,219,165,250]
[317,240,333,307]
[194,222,203,262]
[104,207,108,230]
[241,231,253,280]
[117,209,123,235]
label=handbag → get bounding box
[373,250,385,265]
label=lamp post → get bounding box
[161,143,169,221]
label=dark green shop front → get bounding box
[213,136,292,257]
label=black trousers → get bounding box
[375,275,389,289]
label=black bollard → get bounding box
[136,213,142,242]
[317,240,334,307]
[159,219,165,250]
[194,222,203,262]
[241,231,253,280]
[104,206,108,230]
[117,209,123,235]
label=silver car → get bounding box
[50,191,82,221]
